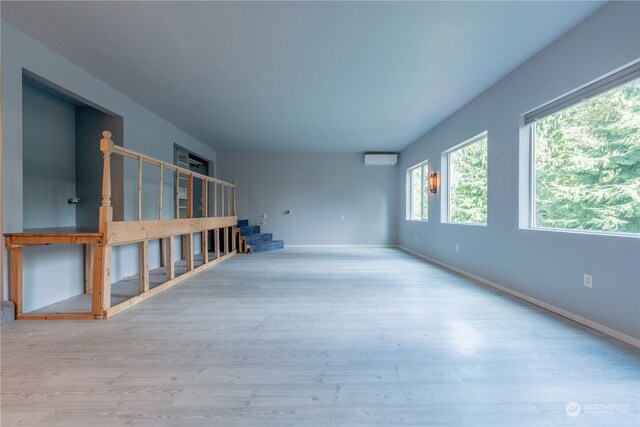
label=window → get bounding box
[526,65,640,235]
[445,132,488,224]
[407,161,429,221]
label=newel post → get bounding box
[92,130,114,317]
[99,131,114,232]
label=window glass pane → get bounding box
[449,136,488,224]
[534,77,640,234]
[421,164,429,220]
[411,166,422,220]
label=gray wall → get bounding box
[218,151,398,246]
[22,84,84,311]
[2,22,217,306]
[398,2,640,340]
[76,107,124,228]
[22,84,77,229]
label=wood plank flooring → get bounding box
[1,247,638,426]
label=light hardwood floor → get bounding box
[1,247,638,426]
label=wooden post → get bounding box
[91,246,111,316]
[214,228,220,259]
[139,240,149,293]
[231,227,237,253]
[84,244,94,294]
[202,230,208,264]
[186,233,194,271]
[8,246,23,316]
[186,174,193,219]
[163,237,174,280]
[93,131,114,317]
[158,164,163,220]
[137,157,142,220]
[224,226,229,255]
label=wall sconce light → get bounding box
[429,173,438,193]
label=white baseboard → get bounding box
[286,244,399,248]
[399,246,640,348]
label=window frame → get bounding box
[523,61,640,237]
[442,131,488,226]
[406,159,429,222]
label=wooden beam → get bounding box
[91,245,112,316]
[105,216,236,245]
[18,313,98,320]
[84,244,94,294]
[139,240,149,293]
[163,237,175,280]
[9,246,23,316]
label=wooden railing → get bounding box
[5,131,239,320]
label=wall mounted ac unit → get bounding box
[364,153,398,166]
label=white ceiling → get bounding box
[2,1,604,153]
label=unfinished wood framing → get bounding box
[4,131,238,320]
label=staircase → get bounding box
[237,219,284,253]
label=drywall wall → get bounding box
[22,84,77,228]
[398,2,640,340]
[22,84,84,311]
[217,151,398,246]
[1,22,217,306]
[76,107,124,228]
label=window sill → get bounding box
[442,221,487,227]
[406,219,429,223]
[520,226,639,239]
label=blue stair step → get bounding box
[237,219,249,228]
[239,225,261,236]
[250,240,284,253]
[246,233,273,245]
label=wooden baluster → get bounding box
[175,170,180,219]
[93,131,114,317]
[232,180,236,217]
[221,184,225,217]
[137,157,142,221]
[186,174,193,219]
[214,182,218,217]
[202,178,208,218]
[158,164,163,220]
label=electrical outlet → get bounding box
[455,244,459,252]
[583,274,593,288]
